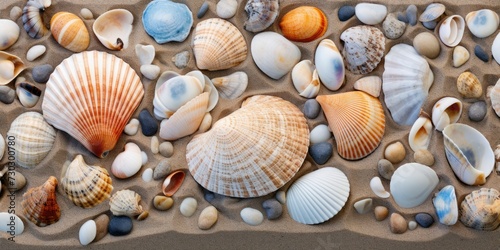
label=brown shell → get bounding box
[22,176,60,227]
[340,25,385,74]
[279,6,327,42]
[456,71,482,99]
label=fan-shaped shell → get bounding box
[382,44,434,126]
[109,189,144,217]
[460,188,500,231]
[244,0,279,33]
[0,51,26,86]
[142,0,193,44]
[61,155,113,208]
[42,51,144,158]
[22,176,60,227]
[211,71,248,99]
[7,112,56,169]
[286,167,350,225]
[93,9,133,50]
[490,78,500,117]
[316,91,385,160]
[279,6,327,42]
[50,12,90,52]
[186,95,309,198]
[22,0,51,39]
[0,19,20,50]
[340,26,385,75]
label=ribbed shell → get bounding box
[186,95,309,198]
[142,0,192,44]
[316,91,385,160]
[340,26,385,74]
[279,6,327,42]
[460,188,500,230]
[191,18,247,71]
[22,176,60,227]
[109,189,144,217]
[42,51,144,158]
[61,155,113,208]
[211,71,248,99]
[22,0,51,39]
[50,12,90,52]
[244,0,279,33]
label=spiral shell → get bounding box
[109,189,144,217]
[50,12,90,52]
[22,176,60,227]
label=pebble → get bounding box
[0,86,15,104]
[141,151,148,165]
[108,216,133,236]
[415,213,434,228]
[0,212,24,235]
[150,136,159,154]
[262,199,282,220]
[180,197,198,217]
[139,109,158,136]
[390,213,408,234]
[216,0,237,19]
[377,159,395,180]
[240,207,264,226]
[382,13,406,39]
[79,220,96,246]
[414,149,435,166]
[397,12,408,23]
[422,20,438,30]
[80,8,93,20]
[140,65,160,80]
[10,6,22,20]
[198,206,218,230]
[124,118,140,136]
[406,5,418,26]
[370,176,390,198]
[303,99,321,119]
[26,45,46,61]
[172,51,190,69]
[374,206,389,221]
[198,113,212,133]
[309,142,333,165]
[338,5,355,22]
[141,168,153,182]
[137,210,149,221]
[468,101,487,122]
[453,45,470,67]
[353,198,373,214]
[408,220,418,230]
[135,44,155,66]
[474,45,489,62]
[32,64,53,83]
[309,124,331,144]
[413,32,440,59]
[204,190,216,202]
[153,159,171,180]
[153,195,174,211]
[197,1,210,19]
[355,3,387,25]
[2,170,27,191]
[275,190,286,204]
[93,214,109,242]
[384,141,406,164]
[159,142,174,158]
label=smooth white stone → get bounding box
[80,8,93,20]
[408,220,418,230]
[0,133,5,161]
[141,151,148,165]
[216,0,238,19]
[355,3,388,25]
[151,136,159,154]
[309,124,331,144]
[0,60,15,79]
[159,141,174,158]
[141,168,154,182]
[0,212,24,235]
[26,45,46,61]
[354,198,373,214]
[492,32,500,64]
[453,45,470,67]
[79,220,96,246]
[240,207,264,226]
[370,177,390,198]
[111,142,143,179]
[124,118,140,135]
[275,190,286,204]
[390,163,439,208]
[135,44,155,66]
[180,197,198,217]
[140,64,160,80]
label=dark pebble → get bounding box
[397,12,408,23]
[139,109,158,136]
[415,213,434,228]
[204,189,216,202]
[303,99,321,119]
[108,216,133,236]
[32,64,53,83]
[0,86,15,104]
[309,142,333,165]
[338,6,355,22]
[197,1,209,19]
[474,45,489,62]
[468,101,487,122]
[406,5,418,26]
[422,20,437,30]
[262,199,282,220]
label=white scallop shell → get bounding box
[0,19,20,50]
[291,60,320,98]
[390,162,439,208]
[439,15,465,47]
[408,115,433,152]
[211,71,248,99]
[93,9,133,50]
[433,185,458,225]
[466,9,499,38]
[432,97,462,131]
[314,39,345,91]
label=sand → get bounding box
[1,0,500,249]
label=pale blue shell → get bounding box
[433,185,458,225]
[142,0,193,44]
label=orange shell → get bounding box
[279,6,327,42]
[50,12,90,52]
[22,176,61,227]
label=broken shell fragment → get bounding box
[162,170,186,196]
[93,9,133,50]
[439,15,465,47]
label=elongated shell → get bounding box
[490,79,500,117]
[433,185,458,225]
[162,170,185,196]
[50,12,90,52]
[22,0,51,39]
[340,26,385,75]
[314,39,345,91]
[93,9,133,50]
[316,91,385,160]
[60,155,113,208]
[211,71,248,99]
[291,60,320,98]
[142,0,193,44]
[286,167,350,225]
[186,95,309,198]
[0,51,26,86]
[42,51,144,158]
[279,6,327,42]
[109,189,144,217]
[460,188,500,230]
[244,0,279,33]
[0,19,20,50]
[22,176,60,227]
[408,114,433,152]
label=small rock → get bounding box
[137,210,149,221]
[374,206,389,221]
[159,142,174,158]
[142,168,153,182]
[180,197,198,217]
[310,124,331,144]
[397,12,408,23]
[93,214,109,242]
[153,195,174,211]
[80,8,93,20]
[108,216,133,236]
[140,65,160,80]
[240,207,264,226]
[0,86,15,104]
[453,46,470,67]
[390,213,408,234]
[309,142,333,165]
[415,213,434,228]
[204,190,216,202]
[275,191,286,204]
[32,64,53,83]
[135,44,155,66]
[10,6,22,20]
[474,45,489,62]
[138,109,158,136]
[382,13,406,39]
[303,99,321,119]
[406,5,417,26]
[262,199,282,220]
[172,51,190,69]
[338,5,355,22]
[124,118,140,136]
[198,113,212,133]
[1,170,27,191]
[468,101,487,122]
[354,198,373,214]
[79,220,96,246]
[377,159,395,180]
[414,149,435,166]
[413,32,440,59]
[0,212,24,235]
[26,45,46,61]
[216,0,237,19]
[16,82,41,108]
[408,220,418,230]
[197,1,210,19]
[153,159,171,180]
[355,3,387,25]
[384,141,406,164]
[422,20,438,30]
[198,206,218,230]
[151,136,159,154]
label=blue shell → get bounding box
[432,185,458,225]
[142,0,193,44]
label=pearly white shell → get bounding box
[408,115,433,152]
[93,9,133,50]
[432,97,462,131]
[439,15,465,47]
[466,9,499,38]
[355,3,387,25]
[0,19,20,50]
[291,60,320,98]
[111,142,143,179]
[390,162,439,208]
[314,39,345,91]
[211,71,248,99]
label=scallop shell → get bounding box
[192,18,247,71]
[390,162,439,208]
[439,15,465,47]
[286,167,350,225]
[0,19,20,50]
[22,176,60,227]
[0,51,26,86]
[7,112,56,169]
[279,6,327,42]
[340,26,385,75]
[419,3,445,22]
[162,170,185,196]
[443,123,494,186]
[353,76,382,98]
[408,114,433,152]
[433,185,458,225]
[489,78,500,117]
[22,0,51,39]
[60,155,113,208]
[211,71,248,99]
[432,97,462,131]
[382,44,434,126]
[93,9,133,50]
[291,60,320,98]
[42,51,144,158]
[109,189,144,217]
[50,12,90,52]
[244,0,279,33]
[186,95,309,198]
[466,9,499,38]
[460,188,500,231]
[142,0,193,44]
[314,39,345,91]
[316,91,385,160]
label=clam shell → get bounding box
[432,97,462,131]
[460,188,500,231]
[0,51,26,86]
[383,44,434,126]
[61,155,113,208]
[408,114,433,152]
[340,25,385,75]
[0,19,20,50]
[457,71,482,99]
[16,82,41,108]
[353,76,381,98]
[211,71,248,99]
[279,6,327,42]
[286,167,350,225]
[291,60,320,98]
[109,189,144,217]
[22,176,60,227]
[316,91,385,160]
[142,0,193,44]
[390,162,439,208]
[466,9,499,38]
[186,95,309,198]
[22,0,51,39]
[439,15,465,47]
[314,39,345,91]
[433,185,458,225]
[93,9,133,50]
[154,74,204,119]
[489,78,500,117]
[419,3,445,22]
[162,170,186,196]
[370,176,390,198]
[244,0,279,33]
[50,12,89,52]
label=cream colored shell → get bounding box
[50,12,90,52]
[109,189,144,217]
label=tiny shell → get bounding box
[439,15,465,47]
[50,12,90,52]
[460,188,500,230]
[390,163,439,208]
[244,0,279,33]
[22,176,60,227]
[0,212,24,235]
[240,207,264,226]
[279,6,327,42]
[180,197,198,217]
[16,82,41,108]
[370,176,390,198]
[162,170,185,196]
[211,71,248,99]
[22,0,51,39]
[216,0,237,19]
[355,3,387,25]
[111,143,143,179]
[142,0,192,44]
[453,45,470,67]
[135,44,155,66]
[314,39,345,91]
[457,72,482,99]
[26,44,46,61]
[419,3,445,22]
[93,9,133,50]
[431,97,462,131]
[109,189,144,217]
[340,26,385,75]
[353,76,382,98]
[0,19,20,50]
[433,185,458,225]
[466,9,499,38]
[408,115,433,152]
[291,60,320,98]
[79,220,96,246]
[0,51,26,86]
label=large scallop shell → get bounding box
[244,0,279,33]
[93,9,133,50]
[316,91,385,160]
[60,155,113,208]
[22,176,60,227]
[191,18,247,71]
[42,51,144,158]
[7,112,56,169]
[286,167,350,225]
[382,44,434,126]
[186,95,309,198]
[142,0,193,44]
[0,51,26,86]
[460,188,500,231]
[490,78,500,117]
[50,12,89,52]
[22,0,51,39]
[340,26,385,75]
[279,6,327,42]
[0,19,20,50]
[109,189,144,217]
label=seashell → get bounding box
[0,19,20,50]
[22,176,60,227]
[42,51,144,158]
[0,51,26,86]
[431,97,462,131]
[491,79,500,117]
[211,71,248,99]
[390,162,439,208]
[142,0,192,44]
[216,0,237,19]
[453,45,470,67]
[382,13,406,40]
[26,44,46,61]
[93,9,133,50]
[466,9,499,38]
[109,189,144,217]
[314,39,345,91]
[419,3,445,22]
[316,91,385,160]
[135,44,155,66]
[162,170,185,196]
[415,149,435,166]
[192,18,247,71]
[355,3,387,25]
[111,143,143,179]
[279,6,327,42]
[443,123,495,185]
[433,185,458,225]
[16,82,41,108]
[408,114,433,152]
[439,15,465,47]
[243,0,279,33]
[460,188,500,231]
[286,167,350,225]
[492,33,500,65]
[353,76,381,97]
[186,95,309,198]
[382,44,434,126]
[22,0,51,39]
[354,198,373,214]
[457,72,482,99]
[251,31,301,79]
[340,26,385,75]
[50,12,90,52]
[370,176,390,198]
[291,60,320,98]
[7,112,56,169]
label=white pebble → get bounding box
[216,0,238,19]
[309,124,331,144]
[135,44,155,66]
[141,168,154,182]
[124,118,140,135]
[275,190,286,204]
[26,45,46,61]
[159,141,174,158]
[151,136,159,154]
[354,198,373,214]
[408,220,418,230]
[198,113,212,133]
[0,133,5,161]
[355,3,387,25]
[80,8,93,20]
[10,6,22,21]
[0,212,24,235]
[240,207,264,226]
[370,176,390,198]
[79,220,96,246]
[111,142,143,179]
[140,65,160,80]
[180,197,198,217]
[141,151,148,165]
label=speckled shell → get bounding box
[244,0,279,33]
[22,176,60,227]
[490,79,500,117]
[0,19,20,50]
[340,26,385,74]
[109,189,144,217]
[93,9,133,50]
[279,6,327,42]
[142,0,193,44]
[456,72,482,99]
[460,188,500,230]
[50,12,90,52]
[0,51,26,86]
[22,0,51,39]
[186,95,309,198]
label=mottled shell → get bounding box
[22,176,60,227]
[279,6,327,42]
[0,19,20,50]
[211,71,248,99]
[457,72,482,99]
[50,12,90,52]
[460,188,500,231]
[42,51,144,158]
[0,51,26,86]
[93,9,133,50]
[22,0,51,39]
[186,95,309,198]
[142,0,193,44]
[491,79,500,117]
[340,26,385,75]
[109,189,144,217]
[244,0,279,33]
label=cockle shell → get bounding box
[0,19,20,50]
[111,143,143,179]
[142,0,193,44]
[211,71,248,99]
[162,170,185,196]
[50,12,89,52]
[42,51,144,158]
[439,15,465,47]
[291,60,320,98]
[192,18,247,71]
[489,78,500,117]
[316,91,385,160]
[314,39,345,91]
[22,0,51,39]
[7,112,56,169]
[109,189,144,217]
[353,76,381,98]
[244,0,279,33]
[340,26,385,75]
[186,95,309,198]
[408,114,433,152]
[383,44,434,126]
[443,123,495,185]
[460,188,500,231]
[279,6,327,42]
[0,51,26,86]
[432,97,462,131]
[457,71,482,99]
[419,3,445,22]
[286,167,350,225]
[390,162,439,208]
[466,9,499,38]
[433,185,458,225]
[61,155,113,208]
[22,176,60,227]
[93,9,133,50]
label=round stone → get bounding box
[390,213,408,234]
[374,206,389,221]
[475,45,489,62]
[108,216,133,236]
[180,197,198,217]
[240,207,264,226]
[138,109,158,136]
[303,99,321,119]
[468,101,487,122]
[338,5,355,22]
[413,32,440,59]
[384,141,406,164]
[414,149,435,166]
[382,13,406,39]
[406,4,417,26]
[377,159,395,180]
[309,142,333,165]
[153,159,171,180]
[310,124,331,144]
[198,206,218,230]
[204,190,216,202]
[415,213,434,228]
[80,8,93,20]
[453,46,470,67]
[153,195,174,211]
[262,199,282,220]
[408,220,418,230]
[32,64,53,83]
[159,142,174,158]
[79,220,96,246]
[93,214,109,242]
[397,12,408,23]
[0,86,15,104]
